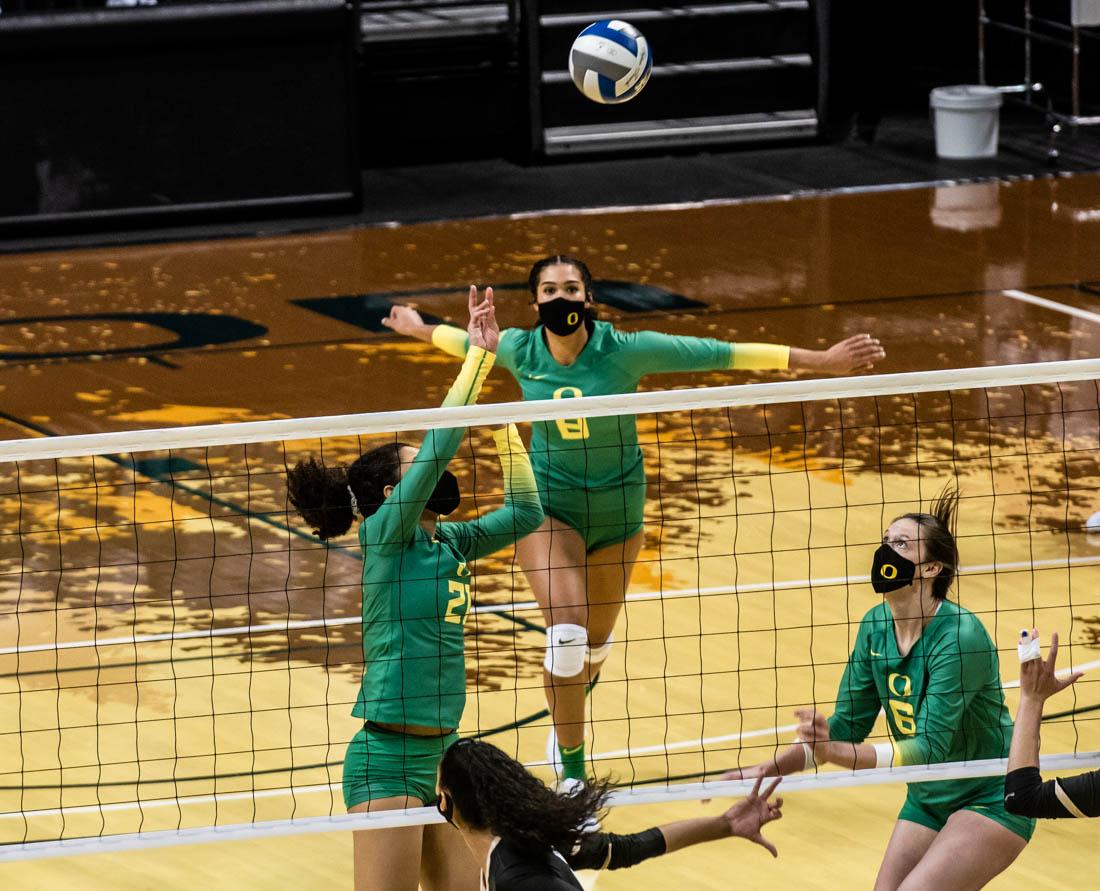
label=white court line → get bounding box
[6,657,1098,822]
[1002,289,1100,325]
[4,554,1099,657]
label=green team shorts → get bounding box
[539,475,646,553]
[342,723,458,810]
[898,777,1036,842]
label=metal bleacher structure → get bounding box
[360,0,821,157]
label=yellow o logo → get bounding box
[880,564,897,579]
[567,311,579,326]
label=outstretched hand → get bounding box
[381,304,426,337]
[1019,630,1085,704]
[722,775,783,857]
[818,334,886,373]
[467,285,499,353]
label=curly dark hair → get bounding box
[896,484,960,600]
[439,739,610,854]
[286,441,411,540]
[527,255,595,302]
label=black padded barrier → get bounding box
[0,0,361,233]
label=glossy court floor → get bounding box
[2,175,1100,889]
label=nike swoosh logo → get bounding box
[870,649,884,657]
[558,637,578,644]
[528,374,546,380]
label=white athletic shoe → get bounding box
[554,777,601,833]
[546,725,563,778]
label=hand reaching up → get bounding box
[467,285,499,354]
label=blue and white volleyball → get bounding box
[568,20,652,105]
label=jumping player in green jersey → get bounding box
[724,487,1035,889]
[383,255,885,790]
[288,288,544,891]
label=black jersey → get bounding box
[483,828,667,890]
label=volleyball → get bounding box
[568,19,652,105]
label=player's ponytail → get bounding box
[287,457,355,540]
[287,441,412,540]
[439,739,610,855]
[898,484,960,600]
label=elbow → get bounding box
[521,501,545,533]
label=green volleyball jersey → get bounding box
[353,349,543,729]
[828,599,1014,809]
[431,320,788,492]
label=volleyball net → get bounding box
[2,358,1100,861]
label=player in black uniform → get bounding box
[1005,629,1098,819]
[433,739,783,890]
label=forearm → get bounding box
[458,427,544,560]
[818,739,884,771]
[496,425,544,533]
[566,827,666,871]
[754,742,815,776]
[441,346,493,407]
[729,342,790,371]
[659,815,729,854]
[430,324,470,358]
[788,347,827,372]
[1008,696,1044,772]
[1004,767,1100,818]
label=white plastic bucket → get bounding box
[930,85,1003,159]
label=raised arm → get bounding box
[440,424,545,562]
[1004,631,1095,818]
[382,306,470,358]
[615,329,884,380]
[364,289,497,551]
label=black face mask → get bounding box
[871,542,917,594]
[427,470,461,516]
[537,297,588,336]
[436,791,455,826]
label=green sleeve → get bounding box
[828,621,882,744]
[614,330,733,378]
[431,325,517,372]
[893,621,998,766]
[361,347,494,554]
[439,425,544,562]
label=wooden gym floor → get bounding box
[2,174,1100,888]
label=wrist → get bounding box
[712,815,734,840]
[788,347,822,372]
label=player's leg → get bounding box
[581,529,645,682]
[349,796,424,891]
[872,819,939,891]
[419,820,480,891]
[897,809,1028,890]
[516,515,591,755]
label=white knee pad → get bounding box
[544,624,588,678]
[585,634,613,664]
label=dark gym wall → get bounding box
[0,0,360,232]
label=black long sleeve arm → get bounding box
[1004,767,1100,818]
[564,828,667,871]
